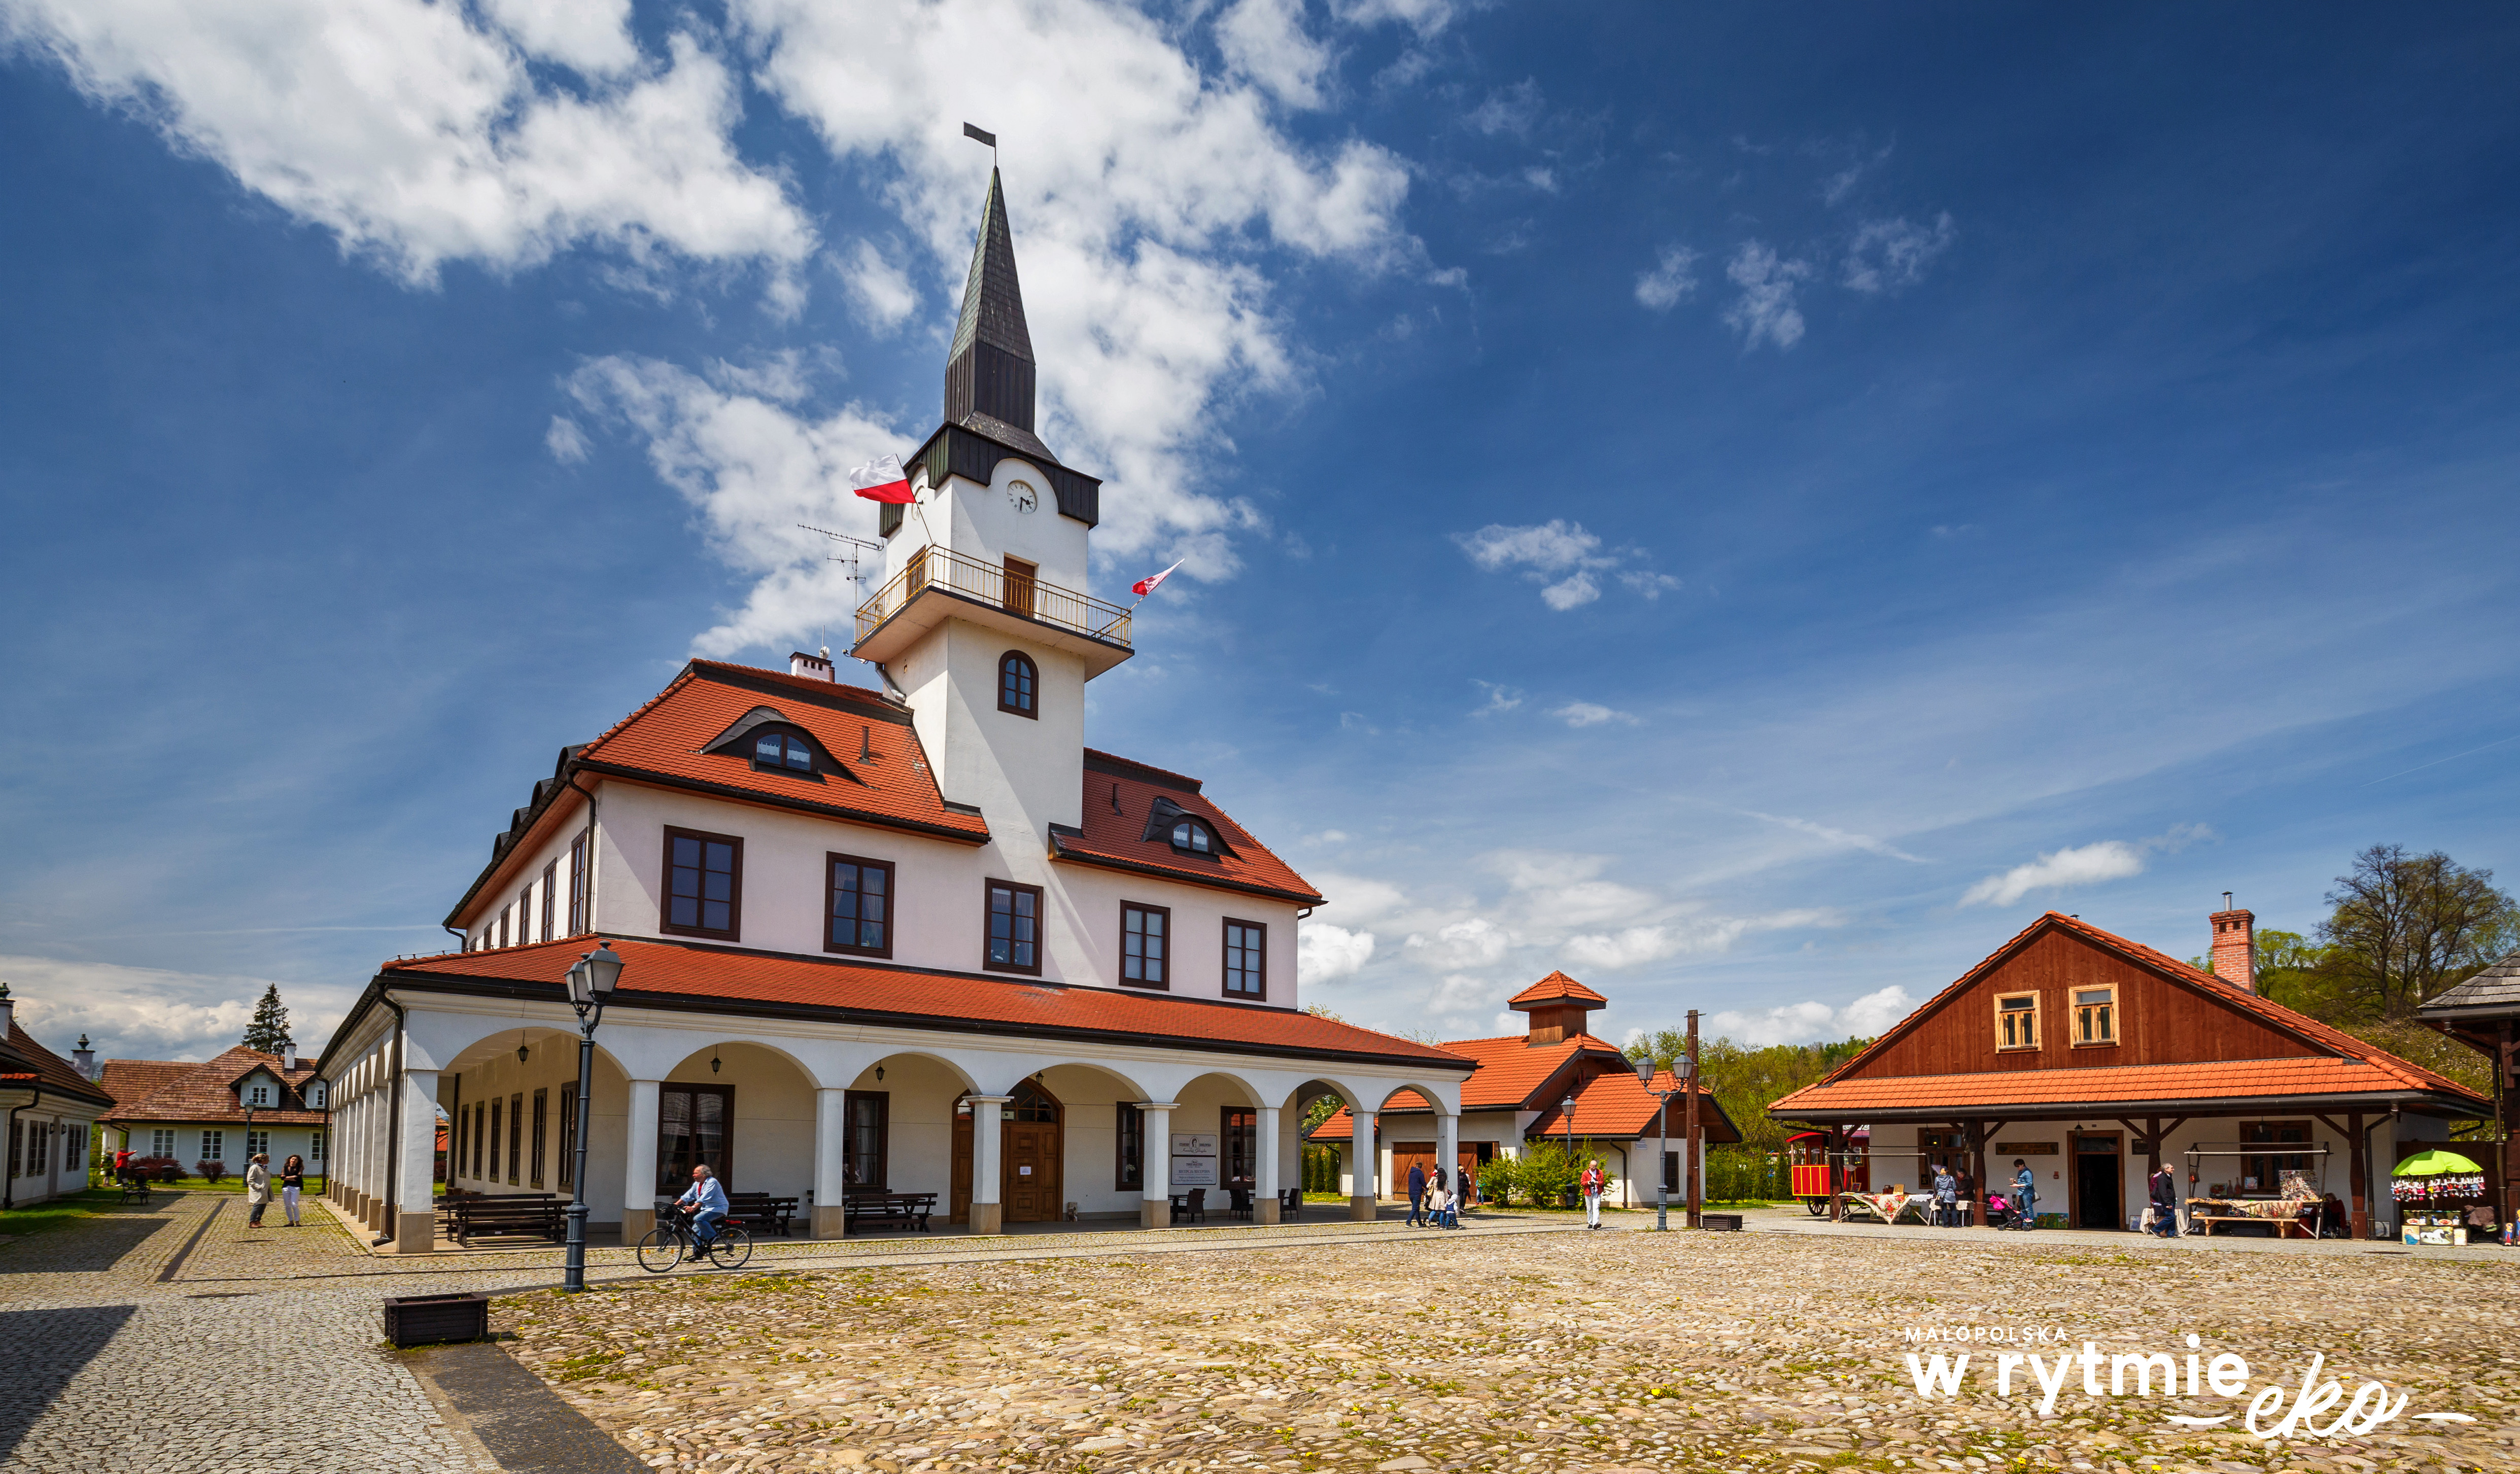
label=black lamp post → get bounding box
[562,941,624,1294]
[1632,1051,1693,1232]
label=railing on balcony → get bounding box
[854,544,1134,649]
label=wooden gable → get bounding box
[1846,920,2328,1080]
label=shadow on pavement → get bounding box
[0,1211,177,1276]
[411,1340,646,1472]
[0,1304,137,1464]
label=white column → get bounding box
[968,1096,1011,1234]
[1437,1110,1459,1210]
[622,1079,661,1242]
[386,1069,439,1254]
[812,1087,848,1239]
[1139,1102,1176,1229]
[1350,1104,1376,1221]
[1253,1106,1281,1224]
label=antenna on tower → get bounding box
[798,523,885,601]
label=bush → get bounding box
[196,1160,230,1184]
[1475,1155,1517,1207]
[1514,1139,1590,1207]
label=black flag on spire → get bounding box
[962,121,996,148]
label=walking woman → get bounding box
[281,1153,306,1226]
[244,1153,272,1227]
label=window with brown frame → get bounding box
[1222,1107,1256,1184]
[1120,901,1169,988]
[507,1092,523,1185]
[488,1099,502,1180]
[530,1087,548,1187]
[1223,919,1267,999]
[519,885,535,944]
[495,905,510,949]
[998,651,1038,718]
[662,827,743,939]
[2240,1120,2314,1196]
[1995,991,2040,1050]
[567,832,589,935]
[1116,1101,1145,1190]
[826,852,895,957]
[985,879,1044,974]
[655,1083,733,1194]
[1003,556,1037,617]
[455,1103,469,1181]
[2072,985,2118,1046]
[558,1081,577,1189]
[844,1091,888,1190]
[540,860,558,943]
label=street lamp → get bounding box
[1632,1051,1694,1232]
[561,941,624,1294]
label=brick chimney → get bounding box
[789,648,837,682]
[2210,895,2255,993]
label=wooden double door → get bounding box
[950,1081,1064,1224]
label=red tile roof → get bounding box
[376,935,1469,1068]
[1527,1069,1742,1144]
[1054,752,1321,904]
[1770,911,2489,1118]
[1508,971,1607,1009]
[95,1059,191,1110]
[1770,1056,2472,1116]
[97,1047,326,1125]
[1433,1033,1624,1110]
[2,1021,115,1107]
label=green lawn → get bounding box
[0,1186,131,1237]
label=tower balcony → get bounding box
[851,544,1135,678]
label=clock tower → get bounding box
[851,169,1129,960]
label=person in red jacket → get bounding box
[1580,1160,1606,1230]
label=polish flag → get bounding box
[1131,560,1185,598]
[848,453,916,504]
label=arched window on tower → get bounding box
[998,651,1038,718]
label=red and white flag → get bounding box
[1131,559,1184,598]
[848,453,916,504]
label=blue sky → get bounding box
[5,2,2518,1063]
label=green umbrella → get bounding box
[2392,1149,2482,1177]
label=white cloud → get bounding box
[1465,79,1542,137]
[1330,0,1462,38]
[1709,985,1914,1047]
[837,238,918,331]
[1844,212,1955,294]
[1309,871,1408,930]
[1959,839,2145,908]
[1736,808,1927,864]
[545,415,591,464]
[1540,571,1600,610]
[1634,243,1699,311]
[2,954,354,1066]
[4,1,816,291]
[1297,920,1376,982]
[1402,917,1515,969]
[1218,0,1334,110]
[1454,519,1679,612]
[1562,926,1675,970]
[1619,570,1681,598]
[1723,240,1810,349]
[1551,701,1638,728]
[1471,680,1524,716]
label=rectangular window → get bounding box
[530,1088,548,1188]
[245,1129,269,1160]
[557,1082,577,1189]
[2241,1120,2314,1196]
[470,1102,485,1179]
[1223,919,1267,999]
[655,1083,733,1194]
[201,1130,224,1163]
[1116,1102,1145,1191]
[844,1092,888,1189]
[309,1130,325,1165]
[456,1107,470,1180]
[1995,992,2040,1050]
[496,905,510,949]
[249,1082,270,1106]
[540,860,558,943]
[152,1129,176,1159]
[519,886,535,944]
[5,1122,17,1181]
[1222,1107,1257,1184]
[508,1092,524,1185]
[1121,902,1169,988]
[985,880,1044,974]
[825,853,896,957]
[568,832,589,935]
[2073,986,2117,1046]
[662,827,743,939]
[1002,555,1037,617]
[489,1100,502,1181]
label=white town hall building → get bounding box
[316,171,1470,1252]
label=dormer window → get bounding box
[752,729,815,774]
[249,1082,271,1106]
[1169,819,1214,854]
[307,1082,325,1107]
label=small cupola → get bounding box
[1508,970,1610,1046]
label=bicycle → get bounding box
[636,1204,754,1273]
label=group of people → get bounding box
[1403,1162,1467,1229]
[109,1147,307,1226]
[1923,1161,1979,1226]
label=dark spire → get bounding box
[945,168,1039,440]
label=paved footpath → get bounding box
[0,1192,1580,1473]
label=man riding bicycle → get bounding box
[676,1164,729,1252]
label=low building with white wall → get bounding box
[2,984,113,1207]
[94,1045,331,1181]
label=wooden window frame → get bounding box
[540,860,558,943]
[843,1091,889,1192]
[660,826,745,941]
[1994,991,2041,1051]
[530,1087,549,1188]
[824,852,897,958]
[1116,1101,1144,1191]
[507,1092,523,1186]
[455,1106,469,1181]
[201,1130,223,1163]
[1222,918,1268,1000]
[488,1099,502,1181]
[557,1082,577,1190]
[984,879,1046,975]
[567,832,589,935]
[656,1082,736,1194]
[2070,984,2119,1048]
[519,885,535,944]
[997,650,1039,719]
[748,725,820,778]
[495,905,510,949]
[1222,1106,1257,1185]
[1120,901,1170,989]
[1003,556,1038,618]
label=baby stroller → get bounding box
[1984,1191,2019,1230]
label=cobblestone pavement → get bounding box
[498,1224,2520,1474]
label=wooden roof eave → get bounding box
[1765,1086,2486,1125]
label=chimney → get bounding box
[73,1034,95,1080]
[2210,895,2256,993]
[0,979,13,1037]
[789,649,837,682]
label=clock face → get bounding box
[1008,480,1038,514]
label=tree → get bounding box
[2319,845,2518,1020]
[241,985,293,1055]
[1622,1031,1872,1155]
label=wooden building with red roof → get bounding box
[1309,972,1739,1208]
[1768,908,2489,1236]
[312,169,1473,1252]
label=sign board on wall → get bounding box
[1994,1142,2059,1156]
[1170,1134,1217,1158]
[1170,1132,1219,1187]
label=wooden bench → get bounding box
[2191,1214,2315,1239]
[727,1192,803,1238]
[448,1196,566,1244]
[844,1191,937,1233]
[118,1176,153,1205]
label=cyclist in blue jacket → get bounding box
[677,1164,730,1251]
